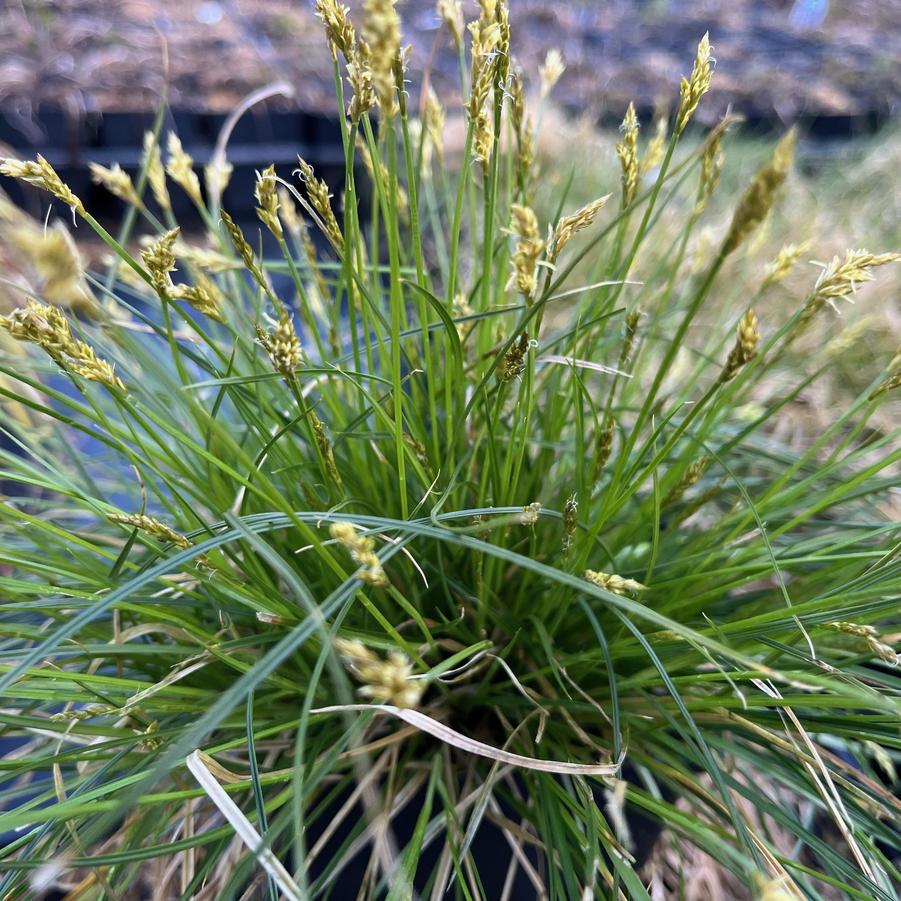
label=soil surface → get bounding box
[0,0,898,128]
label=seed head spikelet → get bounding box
[437,0,464,50]
[170,272,224,321]
[90,163,143,209]
[107,513,192,550]
[562,493,578,552]
[257,310,303,378]
[423,87,446,166]
[220,211,271,291]
[641,116,668,174]
[2,299,124,391]
[676,32,713,133]
[722,129,795,257]
[593,416,615,482]
[551,195,610,261]
[584,570,646,595]
[165,133,203,206]
[616,103,640,208]
[140,228,180,298]
[142,133,170,210]
[255,165,283,239]
[362,0,401,115]
[664,456,711,506]
[508,204,544,301]
[315,0,356,61]
[695,128,725,212]
[720,309,760,382]
[296,157,344,252]
[763,241,810,288]
[1,155,84,217]
[346,41,376,122]
[498,332,529,382]
[330,522,388,587]
[204,155,234,200]
[334,638,423,707]
[539,49,565,98]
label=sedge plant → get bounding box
[0,1,899,898]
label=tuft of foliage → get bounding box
[0,3,899,898]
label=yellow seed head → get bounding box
[720,309,760,382]
[826,621,898,666]
[763,241,810,288]
[107,513,192,549]
[330,522,389,587]
[7,221,94,310]
[362,0,401,115]
[722,129,795,257]
[436,0,464,49]
[166,133,203,206]
[695,129,725,212]
[142,133,171,211]
[257,310,303,377]
[423,87,446,166]
[334,638,423,707]
[1,155,84,217]
[663,456,710,506]
[140,227,180,297]
[676,32,713,133]
[539,48,565,98]
[641,116,668,174]
[508,204,545,301]
[2,299,123,391]
[170,272,224,321]
[584,569,647,595]
[347,40,377,122]
[220,211,271,291]
[296,158,344,252]
[90,162,143,209]
[204,155,234,200]
[255,164,283,239]
[551,195,611,261]
[616,103,640,208]
[315,0,356,61]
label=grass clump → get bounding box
[0,2,899,898]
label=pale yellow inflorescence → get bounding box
[142,133,171,210]
[721,129,795,257]
[584,569,647,595]
[827,621,898,666]
[334,638,424,708]
[296,158,344,252]
[676,32,713,133]
[255,164,283,239]
[436,0,464,50]
[90,162,143,209]
[220,211,271,291]
[641,116,668,174]
[169,271,224,321]
[616,103,640,208]
[0,155,84,217]
[551,195,611,262]
[362,0,401,115]
[539,48,565,98]
[315,0,356,61]
[140,227,180,297]
[762,241,810,288]
[106,513,192,549]
[508,204,545,301]
[165,134,203,206]
[6,221,94,310]
[720,309,760,382]
[256,310,303,377]
[330,522,389,587]
[1,299,124,391]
